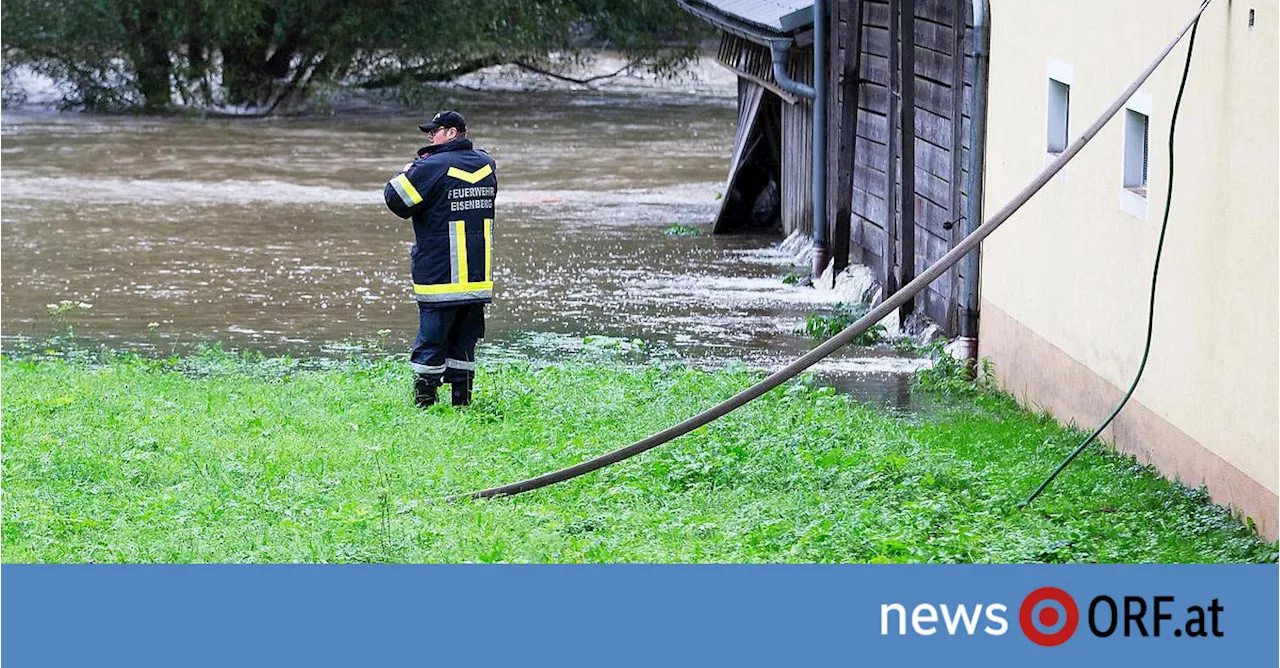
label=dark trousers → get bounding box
[410,303,485,385]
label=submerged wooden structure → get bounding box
[680,0,981,335]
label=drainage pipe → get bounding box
[958,0,990,361]
[812,0,829,276]
[768,0,828,277]
[447,0,1210,503]
[767,39,815,99]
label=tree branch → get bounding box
[358,57,508,89]
[512,58,643,85]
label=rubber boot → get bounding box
[451,379,472,407]
[414,375,440,408]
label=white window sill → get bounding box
[1120,187,1148,220]
[1045,151,1068,178]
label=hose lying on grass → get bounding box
[447,0,1215,504]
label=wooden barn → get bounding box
[679,0,988,337]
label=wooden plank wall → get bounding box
[712,79,768,233]
[781,47,815,237]
[843,0,973,333]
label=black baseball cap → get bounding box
[419,110,466,133]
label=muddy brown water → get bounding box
[2,87,925,408]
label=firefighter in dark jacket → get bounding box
[383,110,497,408]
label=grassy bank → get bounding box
[2,351,1273,563]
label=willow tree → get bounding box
[1,0,710,112]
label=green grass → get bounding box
[662,223,703,237]
[2,351,1274,564]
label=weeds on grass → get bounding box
[911,341,995,397]
[662,223,703,237]
[42,299,93,340]
[801,302,885,345]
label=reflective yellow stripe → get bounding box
[454,220,469,282]
[484,218,492,281]
[413,281,493,295]
[395,174,422,204]
[446,164,493,184]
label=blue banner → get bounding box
[3,565,1276,666]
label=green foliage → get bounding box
[5,351,1270,564]
[662,223,703,237]
[18,5,1254,566]
[582,335,646,353]
[0,70,23,107]
[780,272,806,286]
[1,0,713,112]
[801,302,885,345]
[913,341,995,397]
[42,299,94,338]
[45,300,93,317]
[393,80,447,110]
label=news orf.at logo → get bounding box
[1019,587,1079,646]
[880,587,1224,645]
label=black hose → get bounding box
[1020,15,1202,509]
[448,0,1213,504]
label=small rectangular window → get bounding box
[1123,109,1149,196]
[1046,78,1070,154]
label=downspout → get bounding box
[768,40,814,99]
[769,0,828,278]
[959,0,990,363]
[811,0,828,277]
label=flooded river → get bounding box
[2,75,925,407]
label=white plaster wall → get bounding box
[980,0,1278,494]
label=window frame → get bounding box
[1120,91,1153,220]
[1045,62,1071,156]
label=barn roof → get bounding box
[678,0,816,36]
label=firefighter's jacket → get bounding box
[384,137,497,306]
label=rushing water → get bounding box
[1,73,927,408]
